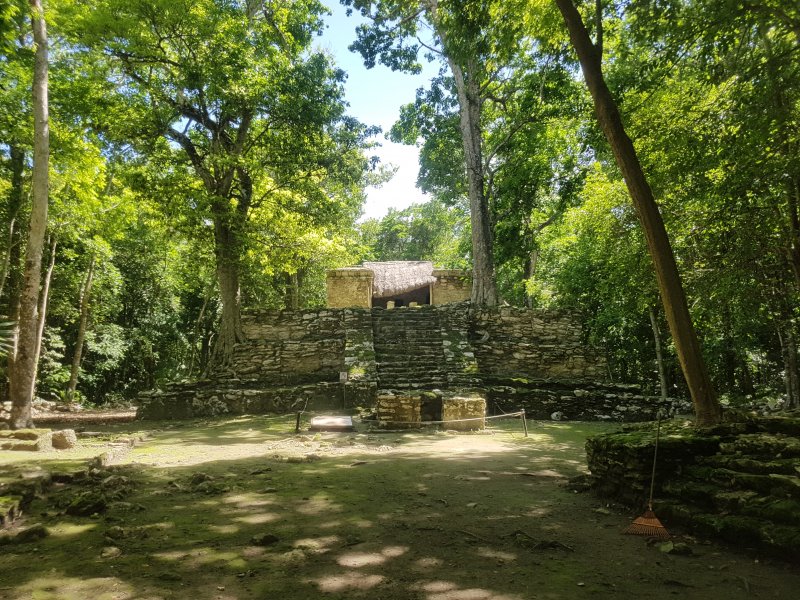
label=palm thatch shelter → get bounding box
[326,261,471,308]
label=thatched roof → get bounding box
[363,261,437,298]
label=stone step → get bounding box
[377,382,449,391]
[377,371,449,379]
[377,372,448,380]
[373,343,443,350]
[377,378,449,386]
[697,455,800,476]
[718,434,800,459]
[373,331,443,339]
[681,465,800,500]
[377,374,449,382]
[657,500,800,560]
[374,356,445,363]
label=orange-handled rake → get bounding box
[624,413,670,539]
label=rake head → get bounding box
[624,509,670,539]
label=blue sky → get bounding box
[317,1,440,221]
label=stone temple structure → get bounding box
[326,261,471,309]
[139,264,679,425]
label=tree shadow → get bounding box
[1,418,798,600]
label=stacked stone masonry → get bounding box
[586,416,800,561]
[430,270,471,305]
[139,303,676,422]
[326,268,374,309]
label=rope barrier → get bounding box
[376,410,524,426]
[296,408,530,437]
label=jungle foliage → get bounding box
[1,0,798,412]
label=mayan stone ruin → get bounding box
[139,261,678,426]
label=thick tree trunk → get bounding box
[65,255,94,403]
[448,56,498,306]
[649,306,668,401]
[429,0,497,307]
[207,208,244,373]
[9,0,49,429]
[554,0,722,425]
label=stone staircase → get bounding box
[372,307,449,391]
[587,416,800,561]
[659,426,800,560]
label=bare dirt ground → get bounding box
[1,415,799,599]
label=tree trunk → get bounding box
[779,326,800,410]
[207,206,244,373]
[32,235,56,378]
[0,144,25,304]
[524,248,539,308]
[285,271,299,311]
[65,255,95,403]
[554,0,722,426]
[8,0,49,429]
[428,0,498,306]
[448,56,498,307]
[649,305,668,401]
[187,290,211,378]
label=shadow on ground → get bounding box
[1,416,798,600]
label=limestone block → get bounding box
[442,396,486,431]
[51,429,78,450]
[327,268,373,308]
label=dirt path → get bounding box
[1,416,798,599]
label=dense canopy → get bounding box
[1,0,798,423]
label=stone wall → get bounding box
[438,304,481,389]
[227,309,347,383]
[376,390,486,431]
[472,307,606,380]
[139,304,665,422]
[486,377,687,423]
[140,307,378,419]
[431,269,471,305]
[376,392,422,428]
[442,395,486,431]
[586,416,800,561]
[326,268,373,308]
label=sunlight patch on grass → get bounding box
[47,522,97,538]
[11,575,137,600]
[336,545,408,568]
[314,571,386,592]
[336,551,387,567]
[234,512,280,525]
[293,535,341,553]
[412,581,524,600]
[475,548,517,561]
[208,524,240,534]
[223,493,275,508]
[296,495,343,516]
[152,549,189,561]
[347,518,373,529]
[412,556,444,570]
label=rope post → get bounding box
[521,409,528,438]
[295,411,302,434]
